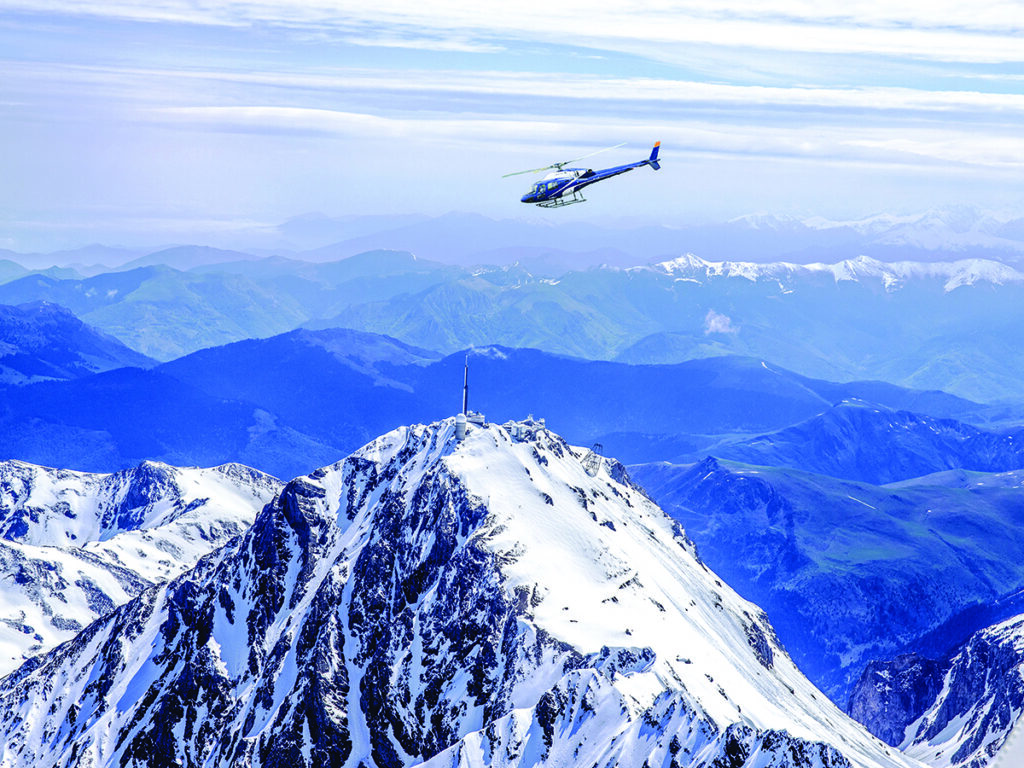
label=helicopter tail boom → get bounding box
[647,141,661,170]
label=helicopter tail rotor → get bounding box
[647,141,661,170]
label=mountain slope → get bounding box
[629,458,1024,702]
[0,367,342,480]
[0,420,918,768]
[0,459,281,676]
[716,400,1024,484]
[0,302,153,384]
[0,267,308,360]
[156,327,441,451]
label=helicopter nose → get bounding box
[521,193,533,203]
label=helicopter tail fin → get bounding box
[647,141,661,170]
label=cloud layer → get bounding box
[1,1,1022,248]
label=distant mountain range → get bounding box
[5,229,1024,401]
[323,253,1024,402]
[5,322,1017,480]
[7,207,1024,267]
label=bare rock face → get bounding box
[0,420,918,768]
[849,615,1024,768]
[849,655,949,746]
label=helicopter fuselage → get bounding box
[520,143,660,206]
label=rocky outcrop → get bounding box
[848,615,1024,768]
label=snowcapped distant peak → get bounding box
[940,258,1023,291]
[650,253,1024,293]
[728,212,803,230]
[656,252,710,273]
[653,254,793,282]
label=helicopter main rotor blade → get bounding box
[501,164,559,178]
[501,142,627,178]
[558,142,626,167]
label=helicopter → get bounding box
[504,142,661,207]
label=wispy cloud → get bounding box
[151,104,1024,171]
[4,1,1024,63]
[10,60,1024,118]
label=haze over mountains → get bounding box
[5,210,1024,401]
[10,207,1024,267]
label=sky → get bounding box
[1,1,1023,251]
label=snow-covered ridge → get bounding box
[0,459,281,677]
[650,253,1024,293]
[0,420,919,768]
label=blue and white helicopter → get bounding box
[505,141,661,208]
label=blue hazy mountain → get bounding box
[0,244,151,272]
[157,328,442,451]
[0,327,444,477]
[0,367,340,480]
[0,313,1001,480]
[0,259,29,284]
[319,254,1024,402]
[162,340,979,453]
[204,250,462,320]
[117,245,260,271]
[0,266,308,360]
[0,253,460,361]
[5,243,1024,400]
[629,458,1024,703]
[159,341,832,455]
[715,400,1024,484]
[0,302,153,384]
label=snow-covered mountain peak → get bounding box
[0,420,919,768]
[653,252,713,274]
[0,459,281,677]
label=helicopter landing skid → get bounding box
[537,191,586,208]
